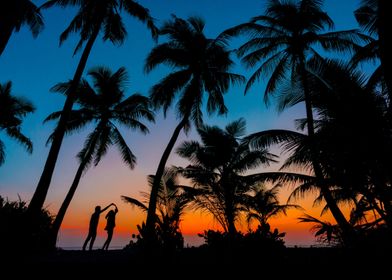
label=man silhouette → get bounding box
[82,203,114,251]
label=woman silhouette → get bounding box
[102,204,118,250]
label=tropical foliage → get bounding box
[0,0,43,55]
[176,119,280,235]
[1,0,392,253]
[0,82,35,166]
[0,196,52,254]
[122,170,189,252]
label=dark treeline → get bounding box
[1,0,391,258]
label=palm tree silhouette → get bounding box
[144,15,244,236]
[0,0,43,56]
[246,59,392,244]
[122,169,189,250]
[0,81,35,165]
[303,59,392,230]
[176,119,276,235]
[354,0,391,98]
[45,67,155,247]
[221,0,365,234]
[29,0,157,215]
[242,184,300,229]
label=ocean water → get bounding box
[57,230,205,250]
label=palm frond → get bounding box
[149,70,191,116]
[123,0,158,39]
[102,11,126,45]
[93,124,112,166]
[5,127,33,153]
[0,140,4,165]
[111,126,136,169]
[225,118,246,138]
[121,196,148,212]
[288,181,319,202]
[244,129,305,151]
[76,129,100,168]
[243,50,286,95]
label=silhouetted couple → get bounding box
[82,203,118,251]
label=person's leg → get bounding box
[102,231,109,250]
[105,229,113,250]
[82,234,91,251]
[89,232,96,250]
[102,238,108,250]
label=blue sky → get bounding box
[0,0,362,247]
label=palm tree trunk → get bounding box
[49,157,89,247]
[299,60,353,243]
[223,182,237,236]
[0,19,14,56]
[145,116,188,236]
[28,24,101,215]
[227,211,237,236]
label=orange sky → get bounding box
[56,164,348,248]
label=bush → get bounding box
[199,224,286,255]
[124,221,184,255]
[0,196,53,255]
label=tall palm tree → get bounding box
[354,0,391,99]
[45,67,155,246]
[246,60,392,244]
[144,15,244,235]
[0,81,35,165]
[122,170,189,250]
[0,0,43,56]
[28,0,157,215]
[303,59,392,229]
[221,0,365,233]
[176,119,276,235]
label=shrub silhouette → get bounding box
[0,196,52,255]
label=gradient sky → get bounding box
[0,0,361,248]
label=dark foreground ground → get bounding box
[4,247,391,277]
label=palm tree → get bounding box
[0,81,35,165]
[0,0,43,56]
[45,67,155,246]
[221,0,365,234]
[354,0,391,96]
[122,170,189,250]
[303,59,392,229]
[28,0,157,215]
[144,15,244,235]
[242,184,300,229]
[176,119,276,235]
[246,60,392,244]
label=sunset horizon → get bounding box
[1,1,391,271]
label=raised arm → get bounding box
[100,203,114,213]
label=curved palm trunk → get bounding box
[49,157,89,247]
[28,24,101,215]
[146,116,188,237]
[0,19,13,56]
[300,60,354,244]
